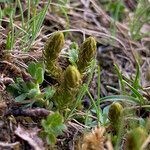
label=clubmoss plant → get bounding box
[125,127,148,150]
[108,102,123,132]
[77,37,96,74]
[43,31,65,80]
[43,32,97,111]
[53,65,81,110]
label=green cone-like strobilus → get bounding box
[43,31,64,80]
[64,65,81,89]
[126,127,148,150]
[53,65,81,109]
[77,37,96,74]
[108,102,123,132]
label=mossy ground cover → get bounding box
[0,0,150,149]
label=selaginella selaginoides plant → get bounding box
[43,31,96,110]
[43,31,64,80]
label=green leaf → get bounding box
[123,80,145,104]
[133,62,140,90]
[6,31,11,50]
[27,88,39,98]
[51,124,66,135]
[28,62,36,77]
[100,95,140,104]
[102,105,110,125]
[42,113,65,128]
[68,42,79,66]
[41,119,47,129]
[0,0,13,2]
[15,93,27,102]
[114,63,126,95]
[47,133,56,145]
[44,86,56,100]
[107,1,125,21]
[47,113,64,127]
[35,67,44,84]
[7,83,20,93]
[36,62,44,69]
[27,0,51,50]
[41,113,66,145]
